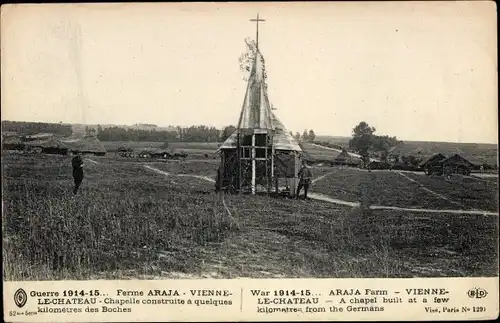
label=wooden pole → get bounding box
[251,133,256,195]
[237,132,242,193]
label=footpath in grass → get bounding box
[403,173,498,212]
[310,168,486,210]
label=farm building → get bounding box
[420,153,446,167]
[2,136,25,151]
[217,20,304,196]
[420,153,446,173]
[333,149,361,166]
[421,153,475,175]
[25,138,69,155]
[62,136,107,156]
[439,154,474,175]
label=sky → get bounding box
[1,2,497,143]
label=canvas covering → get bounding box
[237,51,274,130]
[218,49,302,152]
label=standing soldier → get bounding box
[296,161,312,199]
[72,152,84,195]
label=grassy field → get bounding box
[310,168,498,211]
[2,153,498,280]
[301,143,341,161]
[403,173,498,212]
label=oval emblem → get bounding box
[14,288,28,308]
[467,287,488,299]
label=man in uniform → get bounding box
[296,161,312,199]
[72,152,84,195]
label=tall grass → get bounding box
[3,174,236,280]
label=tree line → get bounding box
[289,130,316,142]
[96,125,221,142]
[2,121,317,144]
[1,121,72,137]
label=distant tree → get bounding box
[220,125,236,141]
[349,121,376,156]
[308,129,316,142]
[294,132,301,142]
[96,124,103,134]
[302,130,309,141]
[349,121,402,158]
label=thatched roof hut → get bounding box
[62,136,107,156]
[439,154,475,169]
[419,153,446,168]
[24,138,69,155]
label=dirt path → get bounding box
[312,171,337,184]
[472,173,498,178]
[307,192,360,207]
[396,171,463,207]
[307,192,496,215]
[143,165,170,175]
[85,158,99,164]
[309,143,380,162]
[177,174,215,183]
[143,165,215,183]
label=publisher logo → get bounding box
[467,288,488,299]
[14,288,28,308]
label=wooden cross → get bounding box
[250,14,266,50]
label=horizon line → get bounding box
[1,119,498,146]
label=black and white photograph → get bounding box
[2,2,498,284]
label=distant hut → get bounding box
[332,149,362,167]
[420,153,446,174]
[39,138,69,155]
[63,136,107,156]
[438,154,474,175]
[334,149,351,166]
[2,136,25,151]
